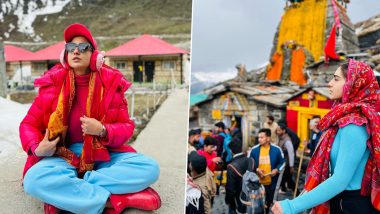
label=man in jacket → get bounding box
[225,137,249,214]
[250,128,284,213]
[306,115,322,156]
[189,151,216,214]
[276,123,298,195]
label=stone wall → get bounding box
[192,93,286,138]
[9,91,37,104]
[107,54,186,85]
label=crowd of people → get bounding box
[186,115,311,214]
[187,60,380,214]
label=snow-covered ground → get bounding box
[0,97,30,162]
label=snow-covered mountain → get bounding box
[190,71,236,94]
[355,13,380,71]
[1,0,72,41]
[0,0,192,51]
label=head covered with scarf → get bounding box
[304,59,380,213]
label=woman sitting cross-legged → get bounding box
[20,23,161,214]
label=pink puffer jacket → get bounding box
[19,63,136,176]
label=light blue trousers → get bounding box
[23,143,160,214]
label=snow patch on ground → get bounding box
[0,97,30,162]
[8,23,15,32]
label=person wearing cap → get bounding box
[188,151,216,214]
[20,23,160,214]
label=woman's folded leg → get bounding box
[84,152,160,194]
[23,154,110,214]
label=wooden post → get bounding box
[170,68,174,90]
[130,89,135,119]
[146,93,149,115]
[153,79,156,110]
[294,148,305,198]
[0,41,7,98]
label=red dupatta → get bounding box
[304,59,380,213]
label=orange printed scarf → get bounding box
[47,69,110,176]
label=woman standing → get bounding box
[20,23,160,214]
[272,59,380,213]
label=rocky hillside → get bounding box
[1,0,192,51]
[355,13,380,71]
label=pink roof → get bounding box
[31,41,65,61]
[106,34,188,57]
[4,45,34,62]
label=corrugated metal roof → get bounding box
[190,94,209,106]
[228,83,300,107]
[195,73,332,108]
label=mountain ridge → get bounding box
[1,0,192,51]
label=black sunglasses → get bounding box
[65,42,93,53]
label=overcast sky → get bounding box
[190,0,380,83]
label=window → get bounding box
[32,63,47,76]
[34,63,47,71]
[115,61,126,70]
[162,61,175,71]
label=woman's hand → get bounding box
[80,115,103,136]
[35,129,60,157]
[272,201,284,214]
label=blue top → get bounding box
[250,144,285,187]
[280,124,369,214]
[220,132,233,162]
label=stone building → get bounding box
[4,45,35,88]
[190,0,377,151]
[4,35,189,87]
[106,34,189,85]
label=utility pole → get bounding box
[0,41,7,98]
